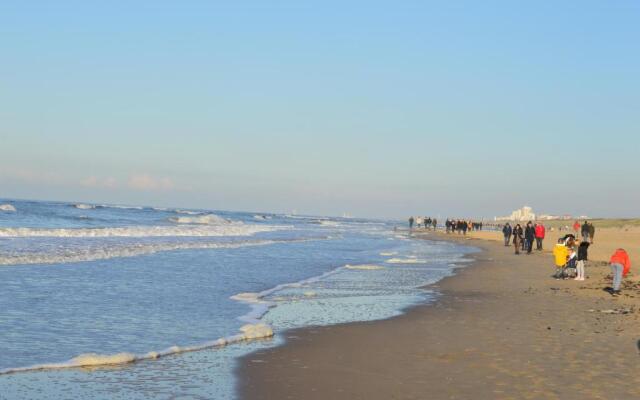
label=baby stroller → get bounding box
[564,257,577,279]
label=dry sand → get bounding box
[238,232,640,400]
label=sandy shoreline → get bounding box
[237,232,640,399]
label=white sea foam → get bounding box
[0,237,325,266]
[0,223,285,239]
[386,258,427,264]
[379,252,397,256]
[0,204,16,212]
[239,323,274,340]
[169,214,229,225]
[175,210,203,215]
[74,204,95,210]
[98,204,144,210]
[345,264,385,270]
[0,321,274,375]
[318,220,341,226]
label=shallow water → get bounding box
[0,199,476,399]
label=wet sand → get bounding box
[238,232,640,400]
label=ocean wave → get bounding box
[175,210,203,215]
[345,264,385,270]
[0,250,406,374]
[0,224,288,239]
[0,204,16,212]
[0,322,273,375]
[97,204,144,210]
[0,237,324,266]
[386,258,427,264]
[318,220,341,226]
[169,214,229,225]
[74,204,95,210]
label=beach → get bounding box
[239,231,640,400]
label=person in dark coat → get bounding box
[581,221,590,242]
[512,224,523,255]
[502,223,512,246]
[588,223,595,244]
[524,221,536,254]
[575,241,590,280]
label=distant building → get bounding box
[495,206,536,222]
[497,209,587,222]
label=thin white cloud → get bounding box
[80,176,119,189]
[0,167,66,186]
[127,173,174,191]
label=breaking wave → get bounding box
[74,204,95,210]
[345,264,385,270]
[97,204,144,210]
[169,214,229,225]
[386,257,427,264]
[0,204,16,212]
[0,254,348,374]
[0,321,274,375]
[0,237,325,266]
[0,224,287,238]
[175,210,203,215]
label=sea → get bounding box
[0,199,476,400]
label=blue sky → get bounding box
[1,1,638,218]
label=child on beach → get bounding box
[552,239,569,279]
[566,246,577,278]
[575,241,590,281]
[608,248,631,296]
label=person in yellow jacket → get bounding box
[553,239,569,279]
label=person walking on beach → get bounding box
[608,248,631,296]
[502,223,512,246]
[573,220,580,237]
[409,216,414,230]
[534,223,545,250]
[575,241,590,281]
[524,221,535,254]
[581,221,590,242]
[432,218,437,231]
[512,224,523,255]
[588,222,595,244]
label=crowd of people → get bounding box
[443,219,484,234]
[406,216,631,297]
[501,221,546,254]
[500,220,630,297]
[408,216,438,231]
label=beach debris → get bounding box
[587,308,634,315]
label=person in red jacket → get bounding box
[573,220,580,234]
[534,223,546,251]
[609,248,631,296]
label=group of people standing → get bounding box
[577,220,596,243]
[501,221,545,254]
[444,219,483,234]
[408,216,437,230]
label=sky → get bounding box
[1,1,638,219]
